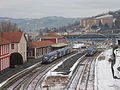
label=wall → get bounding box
[0,44,10,71]
[18,34,27,62]
[9,33,27,63]
[28,46,52,59]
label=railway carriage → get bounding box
[42,51,58,64]
[42,46,72,64]
[86,45,97,56]
[57,49,65,58]
[65,47,71,54]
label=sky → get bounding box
[0,0,119,18]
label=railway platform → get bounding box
[95,49,120,90]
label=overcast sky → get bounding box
[0,0,119,18]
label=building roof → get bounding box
[0,32,23,43]
[51,43,68,48]
[42,32,62,38]
[96,17,114,21]
[0,37,10,45]
[28,41,55,47]
[95,15,113,19]
[59,39,68,43]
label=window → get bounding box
[11,44,14,49]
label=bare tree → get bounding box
[0,21,20,32]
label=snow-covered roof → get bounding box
[95,15,113,19]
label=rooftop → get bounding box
[0,37,10,45]
[42,32,62,38]
[0,32,23,43]
[28,41,55,47]
[95,15,113,19]
[51,43,68,47]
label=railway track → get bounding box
[66,52,100,90]
[12,64,59,90]
[24,52,85,90]
[2,51,84,90]
[7,57,68,90]
[10,64,48,90]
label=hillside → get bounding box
[0,16,80,30]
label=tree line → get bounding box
[0,21,20,32]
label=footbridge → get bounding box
[63,33,120,39]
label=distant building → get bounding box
[26,30,40,40]
[80,15,115,28]
[80,18,98,27]
[40,32,63,43]
[57,32,69,35]
[0,36,10,72]
[27,41,55,59]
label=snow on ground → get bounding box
[41,53,85,90]
[113,48,120,78]
[95,49,120,90]
[69,55,85,77]
[0,62,42,88]
[45,53,80,77]
[41,58,70,90]
[73,43,85,49]
[0,80,7,88]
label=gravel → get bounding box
[54,51,86,74]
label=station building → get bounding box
[0,32,27,68]
[0,37,10,72]
[40,32,64,43]
[40,32,69,50]
[27,41,55,59]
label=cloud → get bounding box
[0,0,119,18]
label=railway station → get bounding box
[0,2,120,90]
[0,32,120,90]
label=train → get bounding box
[41,47,72,64]
[86,45,97,56]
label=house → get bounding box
[0,37,10,72]
[0,32,27,67]
[27,41,55,59]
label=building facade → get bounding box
[80,16,115,28]
[0,38,10,72]
[40,32,63,43]
[0,32,27,63]
[28,41,55,59]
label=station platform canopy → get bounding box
[51,43,68,48]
